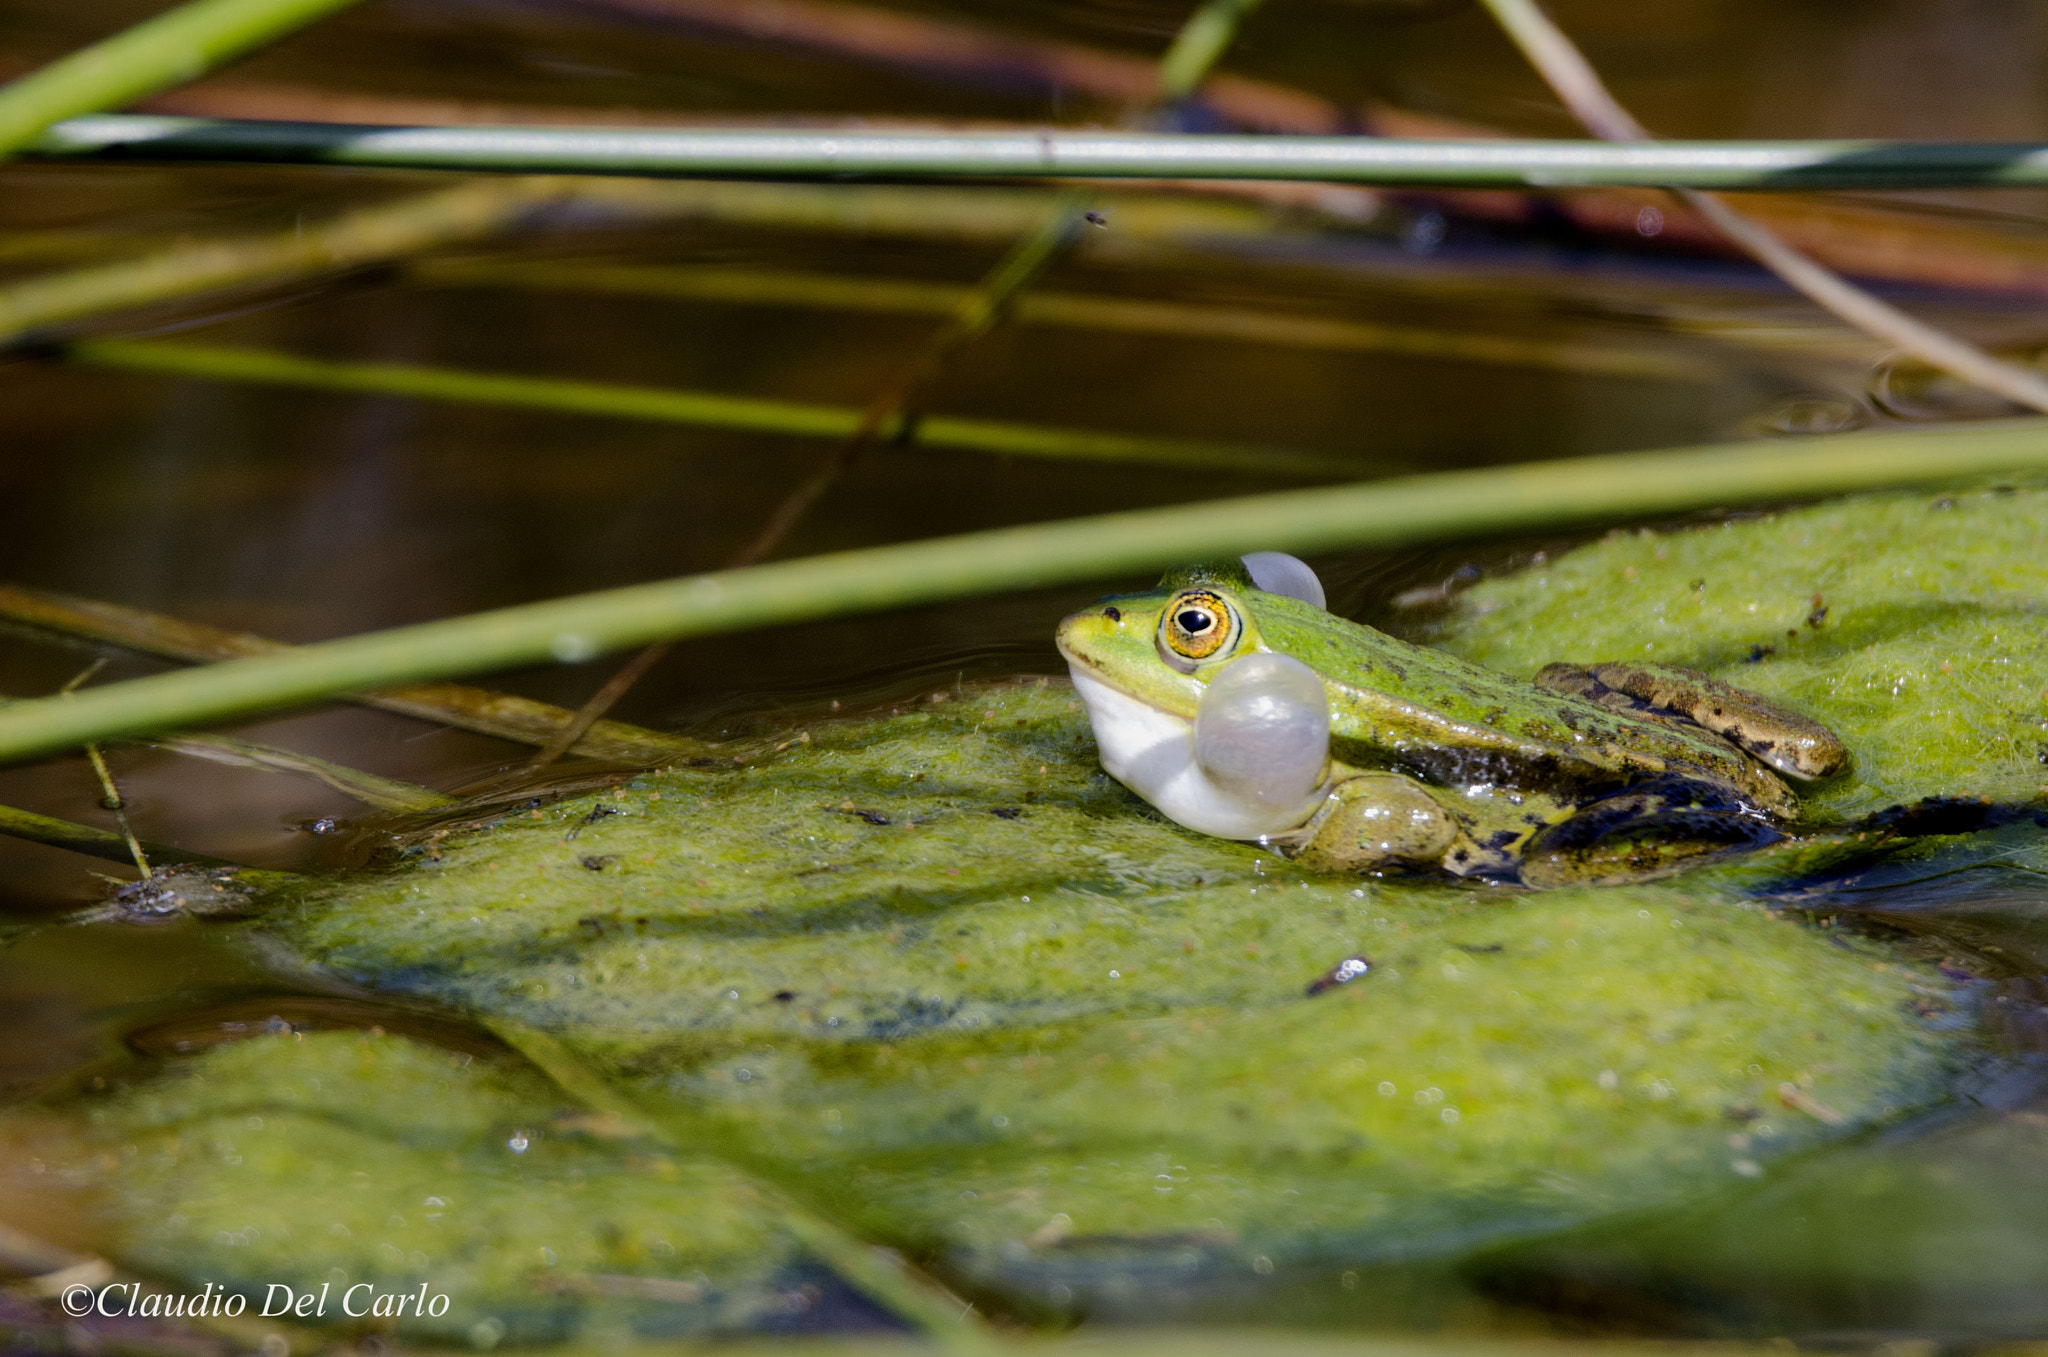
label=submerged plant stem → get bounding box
[0,420,2046,763]
[414,260,1699,381]
[147,733,453,812]
[0,799,238,871]
[1475,0,2048,416]
[0,178,574,349]
[488,1019,1000,1352]
[64,338,1346,477]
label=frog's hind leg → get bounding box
[1519,774,1784,889]
[1535,661,1848,781]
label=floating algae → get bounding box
[17,487,2048,1337]
[1443,480,2048,816]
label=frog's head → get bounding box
[1055,551,1330,714]
[1056,553,1334,838]
[1057,569,1267,719]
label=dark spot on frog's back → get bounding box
[1102,606,1120,622]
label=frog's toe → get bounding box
[1194,651,1330,811]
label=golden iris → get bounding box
[1160,589,1236,660]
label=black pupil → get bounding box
[1177,609,1213,634]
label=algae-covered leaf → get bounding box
[2,1030,861,1344]
[21,489,2039,1333]
[250,678,1967,1315]
[1441,482,2048,814]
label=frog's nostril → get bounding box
[1103,606,1121,622]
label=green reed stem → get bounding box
[0,582,707,764]
[415,260,1701,381]
[65,338,1349,477]
[0,180,1296,351]
[1157,0,1265,102]
[29,115,2048,189]
[0,422,2044,764]
[0,0,363,157]
[0,179,574,348]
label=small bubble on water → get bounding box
[507,1132,530,1154]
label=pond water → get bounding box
[3,0,2048,1348]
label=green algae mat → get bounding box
[10,482,2048,1345]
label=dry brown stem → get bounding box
[1477,0,2048,414]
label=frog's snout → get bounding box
[1054,603,1129,667]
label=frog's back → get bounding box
[1252,595,1789,807]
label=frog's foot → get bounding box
[1535,661,1848,781]
[1519,774,1785,888]
[1290,772,1459,873]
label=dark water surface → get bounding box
[4,0,2048,1345]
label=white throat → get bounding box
[1067,665,1320,840]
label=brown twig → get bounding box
[1476,0,2048,415]
[556,0,1332,133]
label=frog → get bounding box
[1054,553,1848,888]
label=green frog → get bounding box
[1055,554,1847,888]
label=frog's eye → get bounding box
[1159,589,1239,664]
